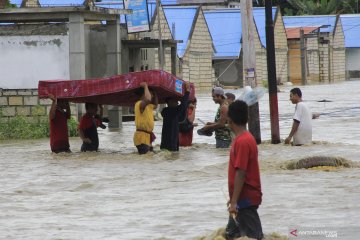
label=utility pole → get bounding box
[241,0,261,144]
[265,1,280,144]
[156,0,164,70]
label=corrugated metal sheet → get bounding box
[340,15,360,48]
[204,7,276,59]
[253,7,276,47]
[286,27,319,39]
[283,15,336,33]
[204,9,242,59]
[163,6,197,58]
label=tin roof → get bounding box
[285,26,320,39]
[252,7,277,47]
[283,15,336,33]
[340,14,360,48]
[163,6,198,58]
[204,7,277,59]
[204,9,241,59]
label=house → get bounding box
[204,7,288,87]
[0,1,129,125]
[147,5,215,92]
[283,15,346,84]
[340,14,360,80]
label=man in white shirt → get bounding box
[285,88,313,145]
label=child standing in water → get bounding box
[78,103,100,152]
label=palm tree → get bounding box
[339,0,360,13]
[287,0,340,15]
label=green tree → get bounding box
[339,0,360,14]
[287,0,341,15]
[5,0,16,8]
[252,0,298,16]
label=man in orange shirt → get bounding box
[133,82,158,154]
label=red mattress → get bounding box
[38,70,195,106]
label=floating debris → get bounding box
[283,156,355,170]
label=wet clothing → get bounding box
[227,131,263,240]
[79,114,99,152]
[214,103,232,148]
[136,144,152,154]
[50,108,70,153]
[228,131,262,206]
[179,130,193,147]
[225,206,263,240]
[216,138,231,148]
[179,104,195,147]
[160,92,189,151]
[133,101,155,154]
[293,102,312,145]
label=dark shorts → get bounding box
[226,206,263,240]
[136,144,153,154]
[81,143,98,152]
[216,139,231,148]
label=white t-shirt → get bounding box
[293,102,312,145]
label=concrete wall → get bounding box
[182,9,214,92]
[0,34,69,89]
[0,23,119,122]
[332,18,346,82]
[0,89,76,122]
[346,48,360,79]
[274,10,289,84]
[306,37,320,83]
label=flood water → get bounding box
[1,81,360,239]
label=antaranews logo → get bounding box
[290,229,297,237]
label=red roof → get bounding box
[286,27,320,39]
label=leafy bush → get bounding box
[0,112,78,140]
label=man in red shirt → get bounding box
[49,94,71,153]
[226,100,263,240]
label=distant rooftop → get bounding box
[283,15,336,33]
[163,6,198,58]
[286,27,320,39]
[204,7,277,59]
[340,14,360,48]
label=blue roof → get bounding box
[283,15,336,33]
[204,7,277,59]
[163,6,198,58]
[204,9,241,59]
[253,7,277,47]
[340,15,360,48]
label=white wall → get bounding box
[0,35,69,89]
[346,48,360,71]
